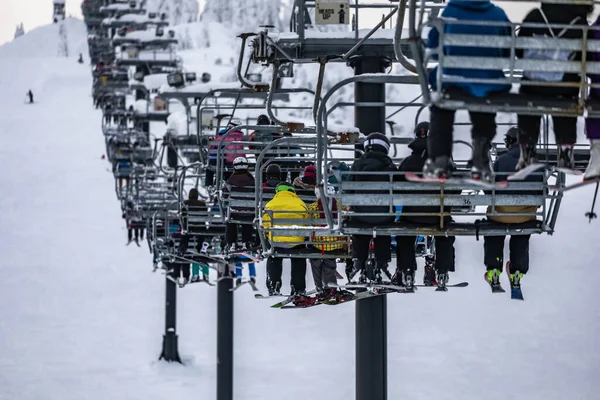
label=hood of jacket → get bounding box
[227,171,255,187]
[293,176,316,190]
[408,137,428,156]
[353,151,396,173]
[266,190,306,209]
[448,0,493,12]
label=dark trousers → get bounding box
[128,228,143,241]
[266,254,307,293]
[179,234,206,254]
[396,236,455,273]
[352,234,392,264]
[429,105,496,160]
[225,222,254,244]
[310,258,337,290]
[517,114,577,146]
[171,262,190,280]
[484,235,530,274]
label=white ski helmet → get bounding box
[233,156,249,170]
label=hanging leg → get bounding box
[586,183,599,223]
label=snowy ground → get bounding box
[1,21,600,400]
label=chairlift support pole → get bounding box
[217,263,234,400]
[351,55,389,400]
[159,263,181,363]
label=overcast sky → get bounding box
[0,0,537,47]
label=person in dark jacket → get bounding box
[425,0,511,182]
[262,163,282,193]
[349,132,397,278]
[26,90,34,104]
[224,157,256,251]
[516,3,592,170]
[484,127,541,290]
[122,200,144,246]
[395,122,456,290]
[178,188,209,257]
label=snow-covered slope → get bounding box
[0,18,88,59]
[1,20,599,400]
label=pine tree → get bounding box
[149,0,198,26]
[14,23,25,39]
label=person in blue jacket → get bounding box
[424,0,511,183]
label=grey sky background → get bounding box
[0,0,537,47]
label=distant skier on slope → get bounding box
[78,53,84,64]
[26,90,34,104]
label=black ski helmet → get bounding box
[266,163,281,179]
[414,121,430,139]
[504,126,519,147]
[257,114,270,125]
[364,132,390,154]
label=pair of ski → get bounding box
[406,163,596,191]
[267,281,469,309]
[512,163,599,192]
[166,275,215,288]
[485,263,523,300]
[230,278,259,292]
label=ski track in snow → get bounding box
[0,20,599,400]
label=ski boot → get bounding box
[423,155,453,179]
[401,269,416,292]
[506,261,524,300]
[390,268,403,287]
[348,259,365,282]
[235,277,243,287]
[558,144,575,170]
[435,271,448,292]
[190,275,201,283]
[376,261,391,283]
[268,281,281,296]
[178,277,189,288]
[485,269,505,293]
[471,137,494,183]
[423,259,437,287]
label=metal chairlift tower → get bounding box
[53,0,66,23]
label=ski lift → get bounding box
[246,73,262,83]
[185,72,197,83]
[167,72,185,88]
[278,63,294,78]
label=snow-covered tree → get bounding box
[149,0,198,26]
[14,23,25,39]
[202,0,282,33]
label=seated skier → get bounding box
[483,127,542,292]
[223,156,256,252]
[424,0,511,182]
[178,188,210,284]
[516,3,592,170]
[395,122,456,290]
[348,132,396,281]
[307,188,347,296]
[262,182,309,297]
